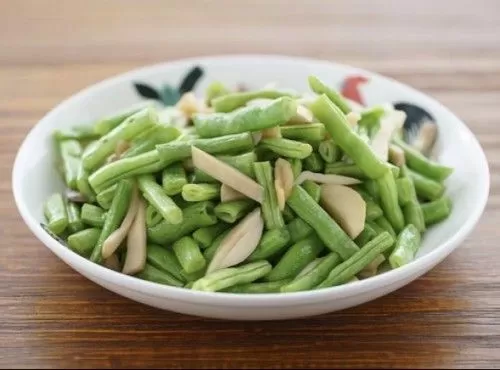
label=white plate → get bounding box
[12,55,489,320]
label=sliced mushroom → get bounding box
[274,179,286,211]
[286,104,314,125]
[104,254,121,272]
[358,254,386,279]
[220,184,247,202]
[388,144,405,167]
[295,171,361,186]
[207,208,264,274]
[274,158,294,198]
[346,111,361,127]
[192,147,264,203]
[320,184,366,239]
[370,109,406,161]
[411,120,438,156]
[122,197,147,275]
[101,185,140,259]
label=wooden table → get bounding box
[1,1,499,368]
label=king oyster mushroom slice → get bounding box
[246,98,313,125]
[207,208,264,274]
[220,184,247,202]
[295,171,361,186]
[101,185,140,259]
[393,102,438,157]
[122,197,147,275]
[191,147,264,203]
[320,184,366,239]
[370,109,406,161]
[274,158,295,198]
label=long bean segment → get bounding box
[214,199,256,223]
[172,236,207,274]
[310,95,388,179]
[281,123,326,142]
[408,169,445,201]
[254,161,285,230]
[162,163,188,196]
[318,139,339,163]
[182,183,220,202]
[287,185,359,260]
[58,140,82,190]
[421,196,452,226]
[138,174,183,224]
[308,75,351,114]
[192,223,230,249]
[316,232,394,289]
[259,138,313,159]
[376,170,405,232]
[247,227,291,261]
[388,224,421,268]
[194,97,297,138]
[212,89,297,112]
[44,193,68,235]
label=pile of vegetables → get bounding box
[43,74,453,293]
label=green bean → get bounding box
[302,152,325,172]
[194,97,297,137]
[225,279,292,293]
[135,263,184,287]
[146,243,189,282]
[354,223,378,247]
[81,203,106,227]
[182,183,220,202]
[43,193,68,235]
[145,204,163,228]
[388,224,421,268]
[66,201,84,233]
[172,236,207,274]
[162,163,188,196]
[259,138,312,159]
[67,228,101,257]
[214,199,256,223]
[247,227,291,261]
[318,139,339,163]
[54,125,100,142]
[282,205,295,222]
[308,75,351,114]
[76,164,95,202]
[288,158,302,179]
[286,185,359,260]
[365,199,383,221]
[254,161,285,230]
[281,252,342,292]
[83,107,157,170]
[376,170,405,232]
[205,81,230,104]
[138,174,183,224]
[204,230,231,262]
[367,221,385,235]
[191,261,272,292]
[123,126,180,159]
[310,95,388,179]
[281,123,326,142]
[90,179,134,263]
[287,217,314,243]
[58,139,82,190]
[408,169,445,201]
[93,105,147,135]
[421,196,452,226]
[192,223,229,249]
[192,151,257,182]
[211,89,297,112]
[392,137,453,181]
[358,105,386,133]
[316,232,394,289]
[375,216,397,239]
[403,202,426,233]
[396,177,414,206]
[363,179,380,201]
[96,184,116,210]
[301,180,321,203]
[324,162,364,178]
[147,201,218,244]
[265,235,324,281]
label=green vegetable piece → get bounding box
[67,228,101,257]
[58,139,82,190]
[191,261,272,292]
[203,230,231,262]
[281,123,326,142]
[225,279,292,293]
[194,97,297,138]
[375,216,397,239]
[301,180,321,203]
[43,193,68,235]
[286,185,359,260]
[192,223,229,249]
[354,224,378,247]
[259,138,313,159]
[302,152,324,172]
[408,169,445,201]
[135,263,184,287]
[66,201,84,233]
[212,89,297,113]
[308,75,351,114]
[365,199,383,221]
[318,139,339,163]
[287,217,314,243]
[172,236,207,274]
[205,81,230,104]
[388,224,421,268]
[182,183,221,202]
[93,104,147,136]
[265,235,324,281]
[146,243,196,283]
[214,199,256,223]
[376,170,405,233]
[81,203,106,227]
[138,174,183,224]
[247,227,291,261]
[316,232,395,289]
[254,161,285,230]
[95,184,116,210]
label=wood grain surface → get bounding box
[1,0,499,368]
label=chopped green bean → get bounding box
[376,170,405,232]
[81,203,106,227]
[67,228,101,257]
[43,193,68,235]
[389,224,421,268]
[172,236,207,274]
[247,227,291,261]
[287,217,314,243]
[138,174,183,224]
[254,161,285,230]
[162,163,188,196]
[301,180,321,203]
[66,201,84,233]
[308,75,351,114]
[408,168,445,201]
[182,183,220,202]
[214,199,256,223]
[421,196,452,226]
[281,123,326,142]
[135,263,184,287]
[318,139,339,163]
[302,152,324,172]
[212,89,297,112]
[259,138,313,159]
[225,279,292,293]
[58,140,82,190]
[192,223,229,249]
